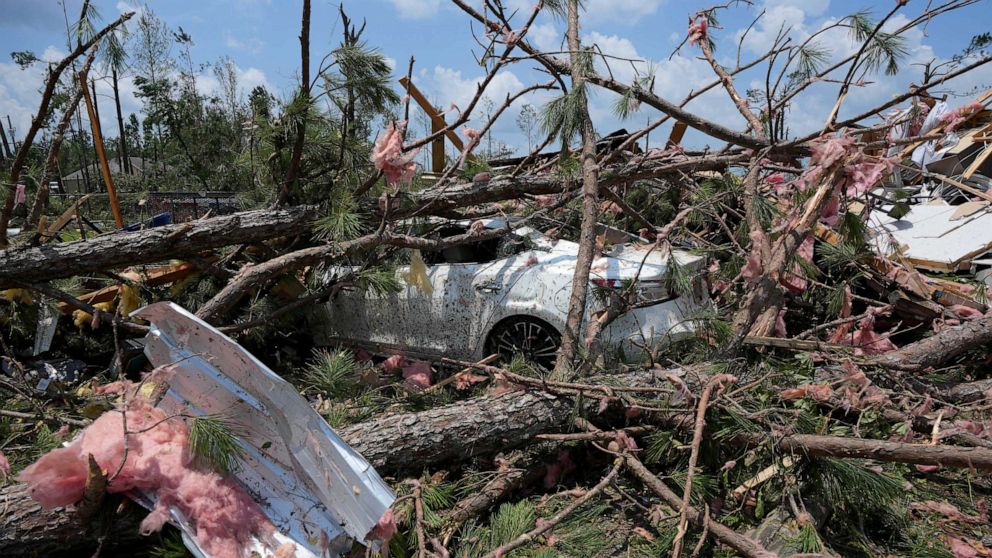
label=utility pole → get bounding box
[80,72,124,228]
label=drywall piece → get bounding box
[133,302,394,558]
[869,204,992,271]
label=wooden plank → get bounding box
[963,141,992,179]
[665,121,688,148]
[55,261,202,313]
[40,194,92,243]
[399,76,470,155]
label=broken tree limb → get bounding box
[867,315,992,371]
[0,206,317,285]
[442,453,542,542]
[736,433,992,471]
[623,455,773,558]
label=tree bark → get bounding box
[275,0,310,206]
[554,0,600,375]
[0,206,317,285]
[26,54,94,228]
[868,315,992,371]
[0,117,12,159]
[734,433,992,470]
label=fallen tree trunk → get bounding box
[0,206,317,285]
[868,315,992,371]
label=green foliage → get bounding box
[10,50,39,69]
[187,414,245,475]
[305,349,361,398]
[791,521,824,553]
[542,88,589,146]
[819,239,865,272]
[846,11,908,76]
[356,266,403,296]
[146,531,194,558]
[613,73,654,120]
[800,458,904,511]
[314,189,362,241]
[458,501,537,556]
[794,42,831,81]
[663,254,692,299]
[643,430,674,464]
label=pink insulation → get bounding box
[687,18,708,46]
[845,158,894,197]
[810,136,853,168]
[402,360,434,390]
[369,508,398,556]
[939,101,984,132]
[381,354,407,372]
[461,126,481,155]
[17,396,277,558]
[371,120,419,186]
[0,450,9,481]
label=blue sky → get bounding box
[2,0,991,158]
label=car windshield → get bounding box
[419,223,535,265]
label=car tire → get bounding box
[484,316,561,370]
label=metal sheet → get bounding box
[133,302,394,558]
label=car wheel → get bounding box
[485,317,561,370]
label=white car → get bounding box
[311,220,710,368]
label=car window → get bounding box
[421,225,531,265]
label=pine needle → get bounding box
[188,414,245,475]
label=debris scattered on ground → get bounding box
[4,2,992,557]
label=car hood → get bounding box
[544,240,705,281]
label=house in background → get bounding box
[59,157,172,193]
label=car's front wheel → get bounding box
[484,317,561,370]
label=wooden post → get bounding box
[79,73,124,228]
[399,76,473,173]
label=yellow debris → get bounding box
[402,250,433,296]
[0,288,33,305]
[73,301,115,330]
[118,285,141,317]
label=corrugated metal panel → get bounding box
[133,302,394,557]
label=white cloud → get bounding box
[740,3,811,54]
[528,22,561,53]
[40,45,65,63]
[388,0,441,19]
[224,31,264,54]
[584,0,665,25]
[196,65,272,100]
[584,32,647,84]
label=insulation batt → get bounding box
[17,395,283,558]
[371,120,418,186]
[687,18,708,46]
